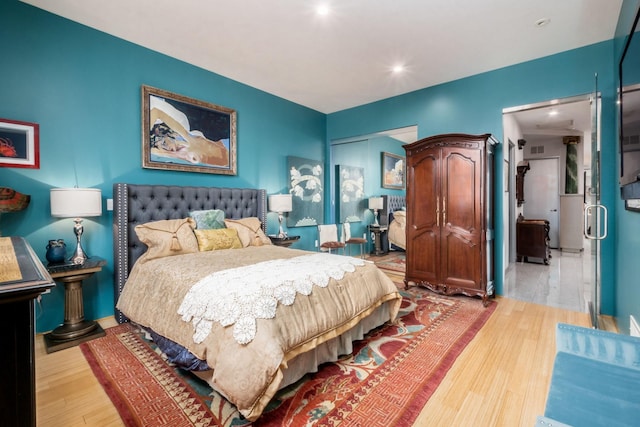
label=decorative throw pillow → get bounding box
[393,210,406,226]
[194,228,243,251]
[134,218,198,263]
[189,209,225,230]
[224,218,271,247]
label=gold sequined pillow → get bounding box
[194,228,243,251]
[224,218,272,247]
[135,218,198,263]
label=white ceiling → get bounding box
[22,0,622,114]
[505,97,594,139]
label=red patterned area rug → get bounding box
[369,252,406,274]
[81,285,495,427]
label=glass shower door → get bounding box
[584,78,605,329]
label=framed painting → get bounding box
[336,164,365,223]
[287,156,324,227]
[141,85,237,175]
[381,152,405,189]
[0,118,39,169]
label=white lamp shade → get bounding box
[268,194,292,213]
[51,188,102,218]
[368,197,383,210]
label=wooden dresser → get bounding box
[0,237,55,427]
[404,133,496,305]
[516,219,551,264]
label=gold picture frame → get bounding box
[141,85,237,175]
[381,152,405,189]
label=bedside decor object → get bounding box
[0,187,31,235]
[45,239,66,264]
[0,118,40,169]
[268,194,293,238]
[0,187,30,212]
[50,188,102,264]
[369,196,383,226]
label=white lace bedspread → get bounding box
[177,253,365,345]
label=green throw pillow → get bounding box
[189,209,225,230]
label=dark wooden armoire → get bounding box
[403,133,497,305]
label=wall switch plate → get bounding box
[107,198,113,211]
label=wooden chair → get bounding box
[317,224,345,254]
[342,222,366,258]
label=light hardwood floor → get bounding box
[35,297,595,427]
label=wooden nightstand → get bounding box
[43,256,107,353]
[269,235,300,248]
[368,225,388,256]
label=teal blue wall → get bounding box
[328,41,619,318]
[0,0,326,333]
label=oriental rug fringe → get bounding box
[81,282,495,427]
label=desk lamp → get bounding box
[50,188,102,264]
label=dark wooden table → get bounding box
[0,236,55,427]
[368,225,388,256]
[269,235,300,248]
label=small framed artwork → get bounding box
[0,118,39,169]
[141,85,237,175]
[381,152,405,189]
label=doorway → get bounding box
[502,94,597,313]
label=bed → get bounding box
[112,183,402,421]
[381,195,406,251]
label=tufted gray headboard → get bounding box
[379,195,406,227]
[112,183,267,323]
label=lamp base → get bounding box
[71,218,89,265]
[277,214,288,238]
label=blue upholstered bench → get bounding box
[536,323,640,427]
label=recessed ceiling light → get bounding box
[392,65,405,74]
[316,4,330,16]
[535,18,551,28]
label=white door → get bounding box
[523,158,560,248]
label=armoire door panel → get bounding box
[442,149,481,234]
[409,153,439,229]
[441,232,481,289]
[406,229,438,279]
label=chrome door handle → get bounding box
[584,204,607,240]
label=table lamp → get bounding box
[50,188,102,264]
[368,196,383,226]
[268,194,293,238]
